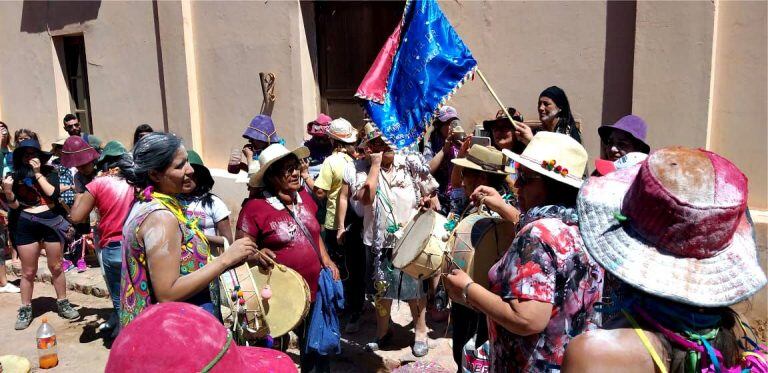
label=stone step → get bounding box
[4,257,110,299]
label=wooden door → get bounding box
[316,1,404,127]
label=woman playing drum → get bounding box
[443,132,603,372]
[346,123,438,358]
[119,133,258,327]
[447,143,520,370]
[236,143,339,373]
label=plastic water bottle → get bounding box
[36,317,58,369]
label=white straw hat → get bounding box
[578,147,766,307]
[502,131,587,188]
[248,143,310,188]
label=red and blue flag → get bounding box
[356,0,477,149]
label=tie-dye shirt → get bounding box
[486,205,604,372]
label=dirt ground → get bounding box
[0,271,458,372]
[0,277,113,372]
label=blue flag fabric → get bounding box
[361,0,477,149]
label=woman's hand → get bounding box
[443,268,473,302]
[457,135,473,158]
[369,151,383,167]
[441,128,455,153]
[219,237,258,268]
[324,259,340,281]
[470,185,504,211]
[336,227,347,245]
[252,248,277,269]
[299,158,311,179]
[29,158,41,174]
[514,121,533,145]
[2,175,13,192]
[242,145,254,161]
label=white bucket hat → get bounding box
[248,143,310,188]
[578,147,766,307]
[502,131,587,188]
[325,118,358,144]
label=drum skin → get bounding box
[392,210,448,279]
[220,262,311,339]
[447,213,516,296]
[251,264,311,338]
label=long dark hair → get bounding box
[132,124,154,147]
[539,86,581,143]
[121,132,182,189]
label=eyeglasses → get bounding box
[64,122,80,130]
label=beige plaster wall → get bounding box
[709,0,768,210]
[190,1,316,169]
[0,1,63,147]
[83,2,165,147]
[440,1,609,163]
[632,1,715,150]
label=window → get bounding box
[55,35,94,134]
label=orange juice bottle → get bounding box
[36,317,58,369]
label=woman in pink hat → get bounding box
[60,135,101,272]
[563,147,767,372]
[443,132,604,372]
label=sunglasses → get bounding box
[64,122,81,130]
[517,170,543,185]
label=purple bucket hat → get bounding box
[598,114,650,153]
[242,115,281,143]
[61,136,100,168]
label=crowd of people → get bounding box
[0,84,765,373]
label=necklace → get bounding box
[144,189,208,245]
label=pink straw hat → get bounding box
[60,136,100,168]
[578,147,766,307]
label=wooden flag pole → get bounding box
[475,68,528,132]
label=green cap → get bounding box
[187,150,204,167]
[97,140,127,163]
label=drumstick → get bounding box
[253,248,287,272]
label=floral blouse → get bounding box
[119,200,219,327]
[486,205,604,372]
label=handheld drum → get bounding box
[446,212,516,306]
[392,209,448,279]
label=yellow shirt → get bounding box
[315,151,353,230]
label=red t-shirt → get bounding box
[86,175,135,248]
[237,190,322,301]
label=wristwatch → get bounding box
[462,281,475,304]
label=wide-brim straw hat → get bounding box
[451,144,512,175]
[248,143,310,188]
[61,136,100,168]
[578,147,767,307]
[502,131,587,188]
[325,118,358,144]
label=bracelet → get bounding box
[462,281,475,304]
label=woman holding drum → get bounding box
[236,143,339,372]
[119,133,258,327]
[346,123,438,357]
[443,132,603,372]
[446,144,520,370]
